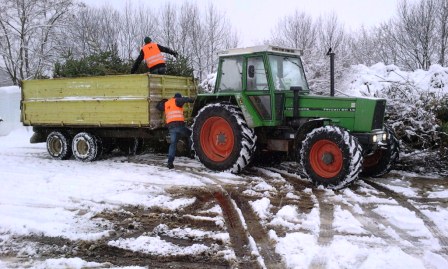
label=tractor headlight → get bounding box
[372,135,378,143]
[383,133,388,141]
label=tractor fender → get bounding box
[293,118,331,162]
[295,118,332,142]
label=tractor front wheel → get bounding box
[192,104,256,173]
[300,126,363,189]
[361,125,399,177]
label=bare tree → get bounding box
[390,0,437,70]
[317,12,346,53]
[118,1,158,61]
[203,3,232,74]
[436,0,448,65]
[59,4,122,58]
[0,0,75,84]
[159,2,177,50]
[271,10,317,53]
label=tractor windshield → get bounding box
[268,55,309,92]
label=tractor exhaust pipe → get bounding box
[326,48,335,97]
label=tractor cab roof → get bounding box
[218,45,303,57]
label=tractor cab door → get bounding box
[245,56,274,123]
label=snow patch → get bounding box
[108,236,210,256]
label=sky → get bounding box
[84,0,405,47]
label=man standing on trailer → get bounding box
[131,37,178,75]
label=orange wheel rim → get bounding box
[200,116,234,162]
[310,139,343,178]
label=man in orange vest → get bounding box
[163,93,195,169]
[131,37,178,74]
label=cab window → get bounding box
[268,55,309,91]
[246,57,268,91]
[217,56,243,92]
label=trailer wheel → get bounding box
[46,131,72,160]
[361,126,399,177]
[300,126,363,189]
[72,132,102,162]
[192,104,257,173]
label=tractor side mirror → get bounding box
[248,65,255,78]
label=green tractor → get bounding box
[190,45,399,189]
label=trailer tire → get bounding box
[300,126,363,189]
[72,132,102,162]
[192,104,256,173]
[46,131,72,160]
[361,125,399,177]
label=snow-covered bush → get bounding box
[339,64,448,151]
[198,73,216,93]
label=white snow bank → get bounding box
[340,63,448,98]
[0,86,21,136]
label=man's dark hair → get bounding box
[144,37,151,44]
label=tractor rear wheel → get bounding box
[300,126,363,189]
[72,132,103,162]
[192,104,257,173]
[46,131,72,160]
[361,126,399,177]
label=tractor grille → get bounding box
[372,100,386,129]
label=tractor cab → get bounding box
[200,45,309,127]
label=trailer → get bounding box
[21,74,196,161]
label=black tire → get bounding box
[361,125,400,177]
[192,104,257,173]
[46,131,72,160]
[72,132,102,162]
[117,138,143,155]
[300,126,363,189]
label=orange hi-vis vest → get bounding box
[164,98,185,124]
[142,42,165,68]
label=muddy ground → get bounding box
[1,153,447,269]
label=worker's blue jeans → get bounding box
[168,125,191,165]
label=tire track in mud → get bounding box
[365,179,448,253]
[252,167,335,269]
[212,190,262,269]
[226,185,286,269]
[341,204,421,254]
[120,155,276,268]
[308,190,334,269]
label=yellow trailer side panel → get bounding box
[21,74,196,129]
